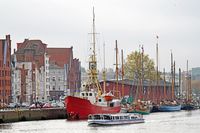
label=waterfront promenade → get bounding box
[0,108,66,123]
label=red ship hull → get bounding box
[65,96,121,120]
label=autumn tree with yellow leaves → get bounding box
[124,51,160,81]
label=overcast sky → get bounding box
[0,0,200,72]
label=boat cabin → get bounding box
[88,113,142,121]
[80,91,97,104]
[88,113,144,125]
[80,89,120,107]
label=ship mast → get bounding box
[186,60,192,101]
[178,68,181,99]
[141,45,144,100]
[103,42,106,93]
[163,68,166,99]
[171,50,174,100]
[173,60,176,99]
[156,36,159,103]
[115,40,119,98]
[88,7,102,96]
[121,49,124,98]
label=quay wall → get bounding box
[0,108,66,123]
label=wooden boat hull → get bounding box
[181,104,196,110]
[158,105,181,112]
[128,110,150,115]
[65,96,121,120]
[150,105,159,113]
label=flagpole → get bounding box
[3,62,6,110]
[3,39,8,110]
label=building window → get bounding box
[52,86,55,90]
[58,86,60,90]
[52,77,56,81]
[58,77,62,81]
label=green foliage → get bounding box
[124,51,160,80]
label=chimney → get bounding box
[24,38,29,42]
[6,34,10,41]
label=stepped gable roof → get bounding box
[16,39,47,55]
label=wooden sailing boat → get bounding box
[181,60,196,110]
[158,51,181,112]
[127,45,151,115]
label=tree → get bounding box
[124,51,159,81]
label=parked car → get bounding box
[0,103,8,109]
[21,102,30,108]
[8,103,19,108]
[29,103,41,109]
[42,103,52,108]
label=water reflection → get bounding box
[0,124,12,130]
[185,111,192,117]
[0,110,200,133]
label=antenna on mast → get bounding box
[115,40,119,98]
[92,6,96,59]
[103,42,106,93]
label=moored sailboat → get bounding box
[181,60,197,110]
[126,46,151,115]
[158,51,181,112]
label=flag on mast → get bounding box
[3,40,7,65]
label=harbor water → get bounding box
[1,110,200,133]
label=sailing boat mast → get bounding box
[171,50,174,100]
[178,68,181,99]
[173,61,176,99]
[141,45,144,100]
[186,60,189,101]
[121,49,124,97]
[115,40,119,98]
[186,60,192,101]
[103,42,106,93]
[164,68,166,99]
[156,36,159,103]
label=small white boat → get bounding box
[88,113,144,126]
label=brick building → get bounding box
[12,39,81,103]
[16,39,47,68]
[47,47,81,96]
[100,79,176,104]
[0,35,11,105]
[13,39,49,103]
